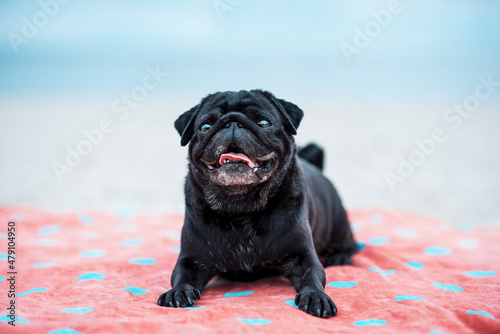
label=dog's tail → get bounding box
[298,143,324,171]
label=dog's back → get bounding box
[299,143,358,267]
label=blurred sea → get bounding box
[1,1,499,101]
[1,1,499,226]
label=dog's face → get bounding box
[175,90,304,212]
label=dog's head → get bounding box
[174,90,303,212]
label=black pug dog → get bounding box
[157,90,358,318]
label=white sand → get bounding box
[1,95,499,227]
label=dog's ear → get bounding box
[273,98,304,135]
[258,90,304,135]
[174,105,199,146]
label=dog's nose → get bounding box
[224,121,245,129]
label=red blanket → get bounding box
[1,207,499,333]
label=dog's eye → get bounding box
[258,120,271,128]
[200,124,211,132]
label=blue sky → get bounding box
[1,0,499,101]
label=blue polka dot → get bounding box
[328,281,358,288]
[458,222,474,232]
[116,222,137,232]
[236,318,271,325]
[121,238,143,246]
[369,214,383,224]
[398,229,416,238]
[61,308,94,314]
[38,224,61,236]
[129,257,156,265]
[79,250,106,258]
[432,283,462,292]
[464,271,495,277]
[224,291,254,297]
[80,231,102,239]
[34,239,59,246]
[367,236,390,246]
[285,299,298,308]
[430,330,451,334]
[369,266,396,276]
[118,209,134,220]
[406,261,424,270]
[425,246,452,255]
[353,319,387,326]
[49,329,84,334]
[0,252,8,260]
[10,212,27,221]
[77,272,106,281]
[185,305,205,310]
[357,242,366,250]
[0,276,4,282]
[0,315,29,323]
[351,222,363,233]
[459,239,477,249]
[466,310,495,319]
[18,287,48,297]
[79,214,96,226]
[161,230,180,239]
[394,295,427,301]
[33,262,58,268]
[168,246,181,253]
[121,286,150,295]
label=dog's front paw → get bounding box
[295,288,337,318]
[157,284,201,308]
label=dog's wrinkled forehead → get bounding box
[201,90,276,116]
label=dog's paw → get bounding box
[295,288,337,318]
[157,284,201,308]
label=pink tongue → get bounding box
[219,153,255,168]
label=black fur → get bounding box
[298,143,325,171]
[158,90,358,318]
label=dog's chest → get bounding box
[216,237,262,272]
[206,227,268,273]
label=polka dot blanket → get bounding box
[0,207,499,334]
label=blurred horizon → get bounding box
[1,1,499,226]
[1,1,499,102]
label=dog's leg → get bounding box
[157,257,213,308]
[322,208,359,267]
[324,237,359,267]
[283,252,337,318]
